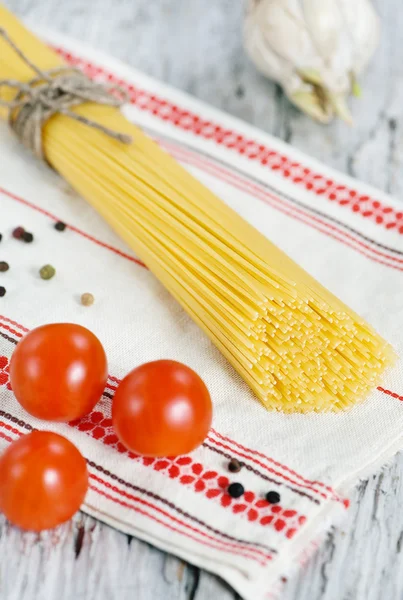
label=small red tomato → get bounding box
[112,360,212,457]
[0,431,88,531]
[9,323,108,422]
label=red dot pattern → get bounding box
[0,356,11,390]
[69,403,305,536]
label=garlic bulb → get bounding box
[244,0,380,123]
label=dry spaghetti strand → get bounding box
[0,5,396,412]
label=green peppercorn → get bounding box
[39,264,56,280]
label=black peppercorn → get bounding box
[54,221,66,232]
[0,286,6,297]
[22,231,34,243]
[0,261,9,272]
[228,458,242,473]
[265,490,280,504]
[0,233,2,242]
[228,482,245,498]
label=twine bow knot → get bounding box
[0,28,132,161]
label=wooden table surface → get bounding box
[2,1,403,599]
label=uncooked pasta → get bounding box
[0,6,396,412]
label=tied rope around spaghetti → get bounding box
[0,28,132,161]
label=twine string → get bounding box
[0,27,133,160]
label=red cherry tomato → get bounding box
[9,323,108,422]
[0,431,88,531]
[112,360,212,457]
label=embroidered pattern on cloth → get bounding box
[55,47,403,235]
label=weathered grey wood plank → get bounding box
[2,1,403,599]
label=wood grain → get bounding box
[2,0,403,598]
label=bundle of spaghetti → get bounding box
[0,6,396,412]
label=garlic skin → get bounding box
[244,0,380,123]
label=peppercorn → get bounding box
[0,286,6,297]
[228,458,242,473]
[228,482,245,498]
[22,231,34,243]
[0,233,2,242]
[54,221,66,232]
[39,264,56,280]
[0,262,9,272]
[81,292,94,306]
[12,226,25,240]
[265,490,280,504]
